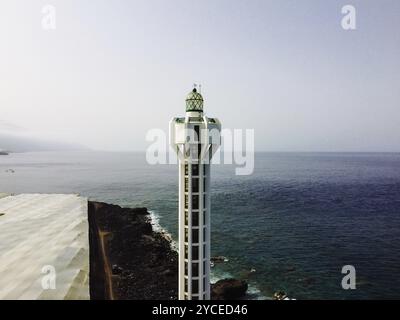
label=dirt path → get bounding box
[99,231,114,300]
[88,201,178,299]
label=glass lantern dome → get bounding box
[185,88,204,112]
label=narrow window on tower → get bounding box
[203,260,206,272]
[185,244,188,259]
[192,211,199,227]
[203,228,206,242]
[185,178,188,192]
[185,278,188,292]
[192,164,199,176]
[185,211,188,226]
[203,194,206,208]
[192,245,199,260]
[203,164,207,176]
[185,164,188,176]
[192,178,199,193]
[192,263,199,277]
[185,228,188,243]
[192,279,199,293]
[185,194,188,209]
[185,262,188,276]
[192,229,199,243]
[195,125,201,159]
[203,211,206,225]
[192,195,199,209]
[203,277,206,290]
[203,244,206,257]
[194,126,200,142]
[203,178,206,192]
[195,125,201,158]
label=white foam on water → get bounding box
[149,210,268,300]
[245,285,269,300]
[210,270,232,284]
[148,210,178,252]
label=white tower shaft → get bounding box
[170,88,221,300]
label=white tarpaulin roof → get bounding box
[0,194,89,300]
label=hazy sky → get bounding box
[1,0,399,151]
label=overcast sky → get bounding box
[1,0,399,151]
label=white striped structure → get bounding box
[170,88,221,300]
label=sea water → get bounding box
[1,151,399,299]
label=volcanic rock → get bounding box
[211,278,248,300]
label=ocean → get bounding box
[1,151,399,299]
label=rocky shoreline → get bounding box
[88,201,248,300]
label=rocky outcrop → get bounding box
[273,291,288,300]
[88,201,248,300]
[88,201,178,300]
[211,256,229,263]
[211,278,248,300]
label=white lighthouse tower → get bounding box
[170,87,221,300]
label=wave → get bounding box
[148,211,268,300]
[148,210,178,252]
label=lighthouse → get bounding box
[170,87,221,300]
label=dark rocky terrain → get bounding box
[88,201,178,300]
[211,279,248,300]
[88,201,248,300]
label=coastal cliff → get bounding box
[88,201,248,300]
[88,201,178,300]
